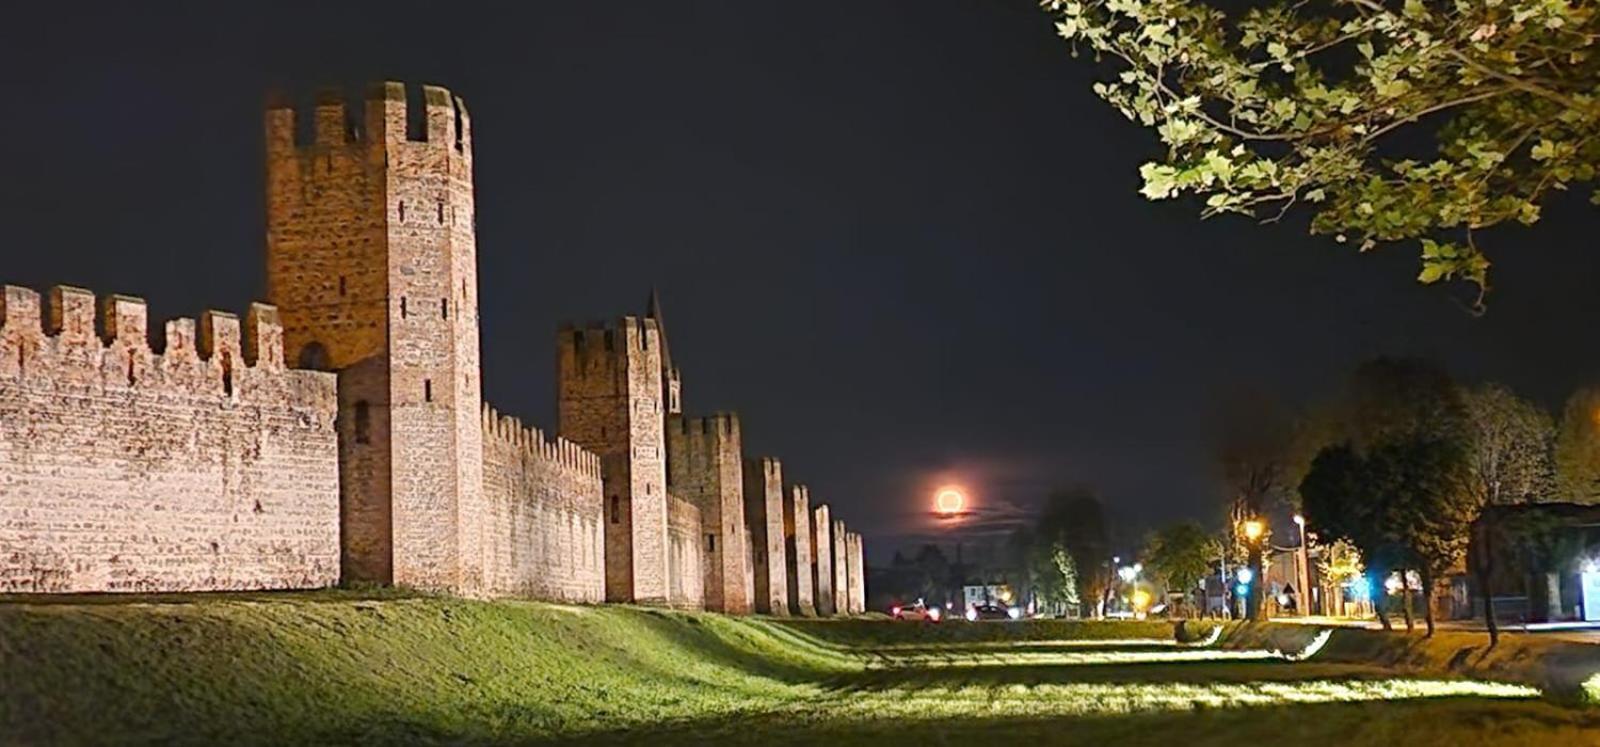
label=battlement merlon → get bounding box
[481,401,604,479]
[265,81,472,157]
[748,456,782,480]
[674,411,741,438]
[559,316,662,360]
[1,284,305,376]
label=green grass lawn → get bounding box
[2,592,1598,745]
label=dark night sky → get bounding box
[1,2,1594,561]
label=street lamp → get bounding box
[1293,514,1312,616]
[1239,517,1266,621]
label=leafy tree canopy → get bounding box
[1044,0,1600,308]
[1142,522,1220,594]
[1462,382,1555,506]
[1555,387,1600,503]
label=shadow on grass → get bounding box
[551,695,1600,747]
[822,659,1399,692]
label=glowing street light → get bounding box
[1242,519,1265,543]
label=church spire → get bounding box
[645,288,682,414]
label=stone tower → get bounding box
[558,318,669,604]
[265,82,485,593]
[743,456,789,615]
[667,412,751,614]
[784,484,816,616]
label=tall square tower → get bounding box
[265,82,484,593]
[557,319,670,604]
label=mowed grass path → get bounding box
[2,592,1598,745]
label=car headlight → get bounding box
[927,607,941,621]
[1007,606,1021,620]
[965,608,977,622]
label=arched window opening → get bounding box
[297,342,330,371]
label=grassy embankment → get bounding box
[4,592,1600,746]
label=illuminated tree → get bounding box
[1038,487,1113,617]
[1316,538,1366,616]
[1042,0,1600,309]
[1555,387,1600,503]
[1143,522,1220,617]
[1462,383,1555,644]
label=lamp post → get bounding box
[1240,518,1266,620]
[1293,514,1312,616]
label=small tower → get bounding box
[667,413,751,614]
[743,456,789,615]
[264,82,485,593]
[558,318,670,604]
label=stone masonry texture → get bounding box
[784,484,816,616]
[666,413,751,614]
[667,492,704,609]
[743,457,788,615]
[0,289,339,593]
[811,503,834,616]
[833,519,850,615]
[558,319,670,604]
[847,531,866,614]
[481,405,605,602]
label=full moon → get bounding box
[934,486,966,515]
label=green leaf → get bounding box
[1139,162,1180,200]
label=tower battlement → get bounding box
[266,81,471,156]
[674,411,740,438]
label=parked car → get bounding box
[964,603,1019,621]
[891,601,942,622]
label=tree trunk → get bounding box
[1474,520,1500,647]
[1400,570,1415,633]
[1421,567,1436,638]
[1371,568,1392,631]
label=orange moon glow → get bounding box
[934,487,966,515]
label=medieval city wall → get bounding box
[0,286,339,593]
[667,493,705,609]
[480,405,605,602]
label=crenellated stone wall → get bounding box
[0,286,339,593]
[480,405,605,602]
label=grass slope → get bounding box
[4,594,1599,746]
[1,592,854,744]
